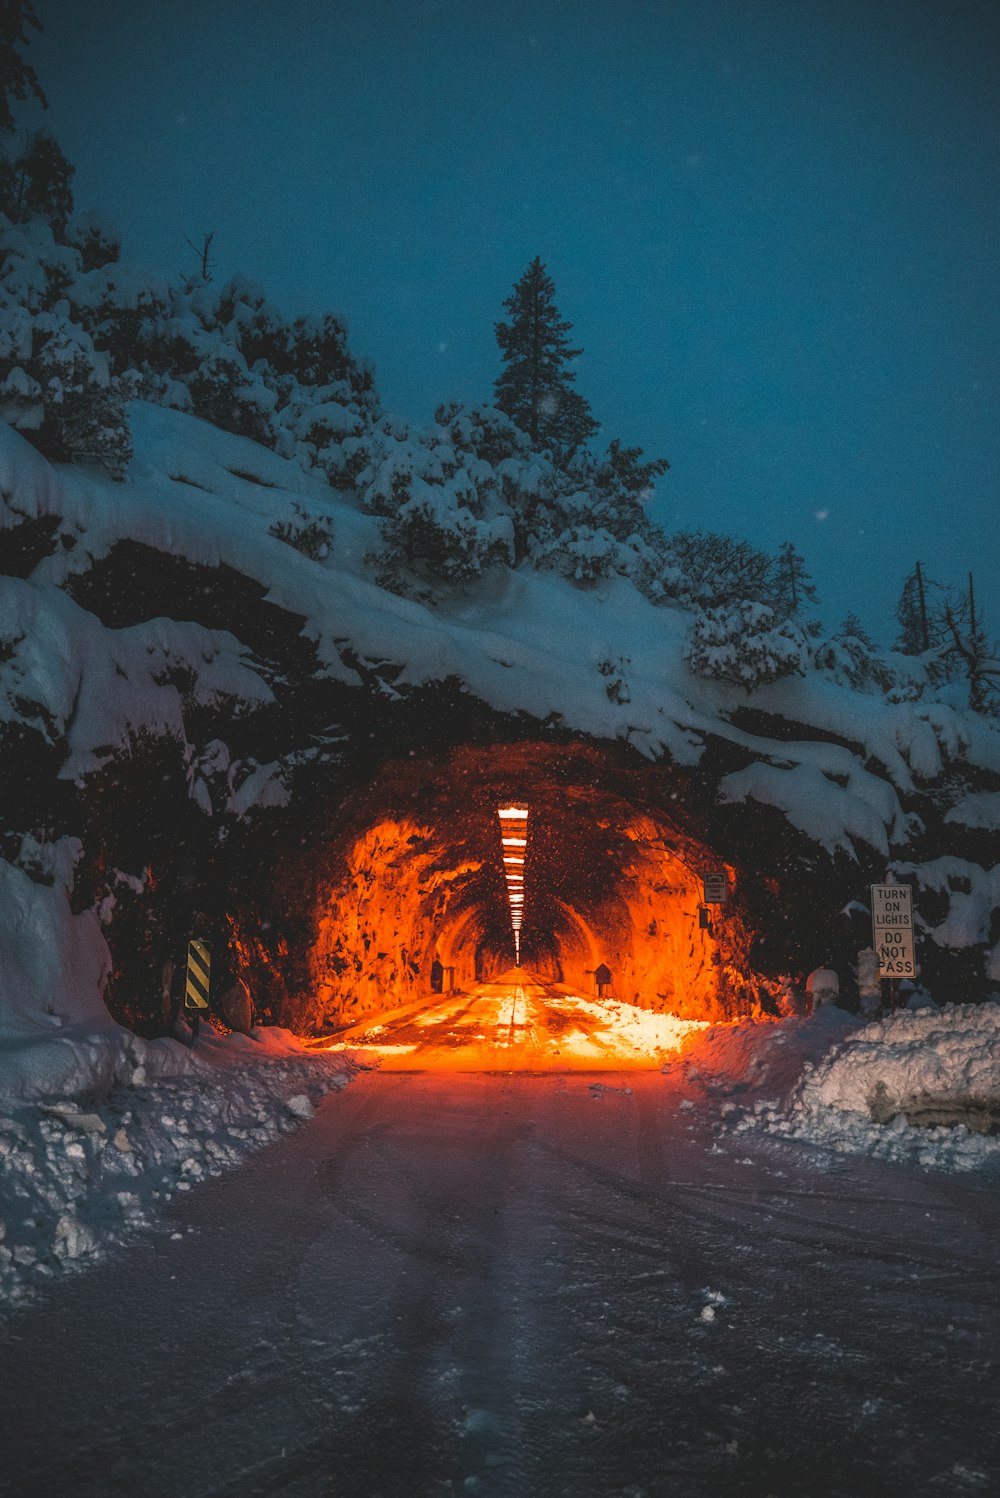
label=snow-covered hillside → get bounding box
[2,398,1000,1045]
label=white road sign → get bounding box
[702,871,727,904]
[870,884,916,979]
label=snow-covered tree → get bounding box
[186,346,277,446]
[685,599,806,691]
[814,613,893,692]
[31,319,133,475]
[494,257,598,456]
[360,415,515,594]
[657,531,774,611]
[593,439,669,505]
[64,209,121,272]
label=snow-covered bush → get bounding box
[371,479,514,588]
[269,502,334,561]
[533,524,647,585]
[657,530,776,611]
[814,613,894,692]
[63,209,121,272]
[362,410,519,592]
[0,220,135,474]
[0,208,378,478]
[186,346,277,446]
[685,599,807,690]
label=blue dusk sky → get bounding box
[26,0,1000,640]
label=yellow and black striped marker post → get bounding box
[185,939,211,1010]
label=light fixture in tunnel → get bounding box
[497,805,530,963]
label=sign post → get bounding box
[701,871,727,905]
[185,938,211,1011]
[870,885,916,1006]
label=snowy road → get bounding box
[2,981,1000,1497]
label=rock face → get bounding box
[288,740,766,1030]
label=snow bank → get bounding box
[711,1003,1000,1174]
[793,1002,1000,1121]
[667,1006,861,1102]
[0,1039,357,1313]
[0,846,206,1106]
[0,846,109,1035]
[0,845,360,1316]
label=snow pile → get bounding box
[0,843,110,1039]
[0,1033,357,1313]
[668,1006,861,1102]
[549,990,708,1058]
[0,845,360,1314]
[724,1003,1000,1174]
[0,843,211,1104]
[792,1003,1000,1120]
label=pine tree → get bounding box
[895,560,944,654]
[685,599,806,691]
[814,613,892,691]
[494,257,598,456]
[770,541,817,619]
[56,357,133,480]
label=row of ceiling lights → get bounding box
[497,805,528,964]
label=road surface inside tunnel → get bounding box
[2,998,1000,1497]
[320,970,703,1072]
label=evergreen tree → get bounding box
[770,541,817,618]
[814,613,893,691]
[56,356,133,480]
[494,257,598,455]
[186,347,276,446]
[895,560,944,654]
[685,599,806,691]
[32,322,133,478]
[593,439,670,505]
[65,210,121,272]
[0,1,45,135]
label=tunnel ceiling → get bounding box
[272,738,770,1032]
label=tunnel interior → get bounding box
[272,740,772,1033]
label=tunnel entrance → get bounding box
[272,740,773,1035]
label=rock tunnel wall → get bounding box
[275,739,775,1033]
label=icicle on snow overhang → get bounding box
[498,805,529,964]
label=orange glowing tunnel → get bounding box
[274,740,771,1034]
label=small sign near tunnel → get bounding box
[701,871,727,904]
[871,884,916,979]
